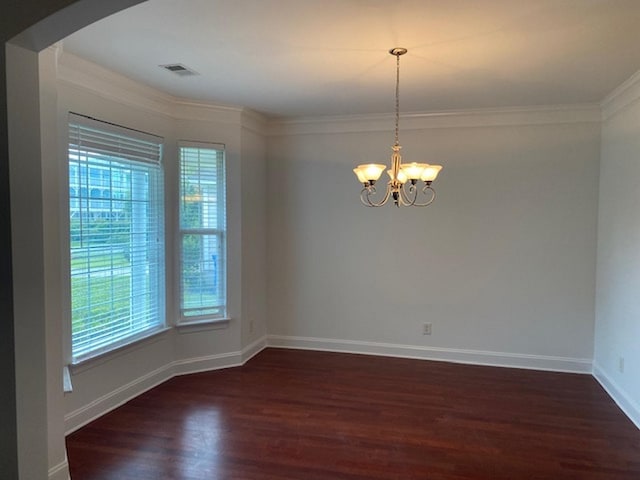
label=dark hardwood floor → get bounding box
[66,348,640,479]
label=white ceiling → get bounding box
[62,0,640,118]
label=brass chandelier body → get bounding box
[353,48,442,207]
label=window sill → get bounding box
[70,326,172,374]
[176,317,231,334]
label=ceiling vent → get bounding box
[159,63,199,77]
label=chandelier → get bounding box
[353,48,443,207]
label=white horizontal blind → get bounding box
[179,143,226,320]
[69,113,165,361]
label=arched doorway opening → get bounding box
[3,2,145,478]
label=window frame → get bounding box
[177,141,227,325]
[66,113,166,364]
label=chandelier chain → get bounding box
[395,52,400,147]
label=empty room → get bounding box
[2,1,640,479]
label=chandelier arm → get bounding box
[399,182,419,206]
[412,185,436,207]
[360,187,374,206]
[360,183,392,207]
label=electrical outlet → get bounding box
[619,356,625,373]
[423,322,432,335]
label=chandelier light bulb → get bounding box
[400,162,429,182]
[420,165,443,183]
[387,168,408,184]
[354,163,386,184]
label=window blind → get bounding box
[179,143,226,320]
[69,113,165,361]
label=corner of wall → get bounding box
[601,67,640,121]
[594,66,640,431]
[593,363,640,429]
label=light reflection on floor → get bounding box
[177,406,223,477]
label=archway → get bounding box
[2,2,145,478]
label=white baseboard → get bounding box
[173,351,243,376]
[48,458,70,480]
[593,362,640,430]
[242,335,268,363]
[64,336,268,434]
[267,335,593,374]
[64,362,174,434]
[172,336,268,376]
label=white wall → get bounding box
[267,111,600,371]
[41,45,69,480]
[593,76,640,428]
[7,41,50,480]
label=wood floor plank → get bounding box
[66,348,640,479]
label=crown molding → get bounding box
[268,104,602,136]
[57,51,175,117]
[601,68,640,121]
[171,98,243,125]
[57,50,602,138]
[241,108,269,135]
[56,50,268,134]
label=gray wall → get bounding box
[594,86,640,426]
[268,117,600,366]
[241,122,268,348]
